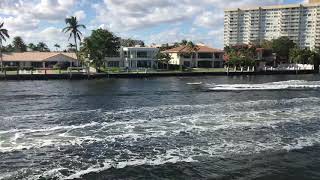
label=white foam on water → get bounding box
[65,149,197,180]
[0,121,100,153]
[187,82,203,85]
[62,129,320,180]
[206,80,320,91]
[0,109,101,121]
[283,131,320,151]
[1,96,320,154]
[2,96,320,179]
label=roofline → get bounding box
[42,53,77,62]
[163,50,224,53]
[163,45,224,53]
[2,52,77,62]
[224,3,320,12]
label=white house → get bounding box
[105,46,159,69]
[1,52,79,68]
[164,44,225,68]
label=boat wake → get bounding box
[206,80,320,91]
[1,96,320,179]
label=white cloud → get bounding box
[0,0,308,49]
[74,10,87,21]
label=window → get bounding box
[108,61,120,67]
[214,53,221,59]
[137,60,151,68]
[183,61,191,67]
[31,62,42,68]
[198,53,213,59]
[137,51,148,58]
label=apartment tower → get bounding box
[224,0,320,49]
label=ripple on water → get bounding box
[1,96,320,179]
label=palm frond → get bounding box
[77,33,81,42]
[0,33,5,42]
[76,24,86,29]
[68,33,73,41]
[62,27,72,33]
[2,29,9,38]
[76,30,83,36]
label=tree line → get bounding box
[224,37,320,70]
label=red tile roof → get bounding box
[163,44,224,53]
[2,52,77,62]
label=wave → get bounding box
[64,150,196,180]
[1,97,320,153]
[50,130,320,180]
[0,109,102,121]
[0,121,100,153]
[206,80,320,91]
[2,96,320,179]
[186,82,203,85]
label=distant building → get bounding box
[224,1,320,49]
[105,46,159,69]
[164,44,224,68]
[1,52,79,68]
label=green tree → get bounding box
[156,52,171,69]
[224,44,256,68]
[4,44,14,52]
[37,42,50,52]
[260,40,273,49]
[12,36,27,52]
[120,38,145,47]
[54,44,61,51]
[312,48,320,72]
[28,43,38,51]
[80,28,120,71]
[271,37,296,61]
[62,16,86,62]
[0,22,10,71]
[180,40,188,46]
[67,43,76,52]
[290,48,314,64]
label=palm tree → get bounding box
[62,16,86,63]
[67,43,76,52]
[0,22,9,71]
[156,52,171,70]
[54,44,61,51]
[12,36,27,52]
[37,42,50,52]
[28,43,38,51]
[185,41,199,68]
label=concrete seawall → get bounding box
[0,70,317,80]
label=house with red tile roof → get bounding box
[1,52,79,69]
[163,44,224,68]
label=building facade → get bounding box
[224,0,320,49]
[164,44,224,68]
[105,47,159,69]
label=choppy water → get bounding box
[1,75,320,180]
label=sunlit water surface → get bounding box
[1,75,320,179]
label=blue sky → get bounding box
[0,0,306,50]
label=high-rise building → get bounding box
[224,1,320,49]
[310,0,320,4]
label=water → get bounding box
[0,75,320,180]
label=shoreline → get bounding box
[0,70,317,80]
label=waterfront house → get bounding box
[105,46,159,69]
[1,52,79,68]
[163,44,224,68]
